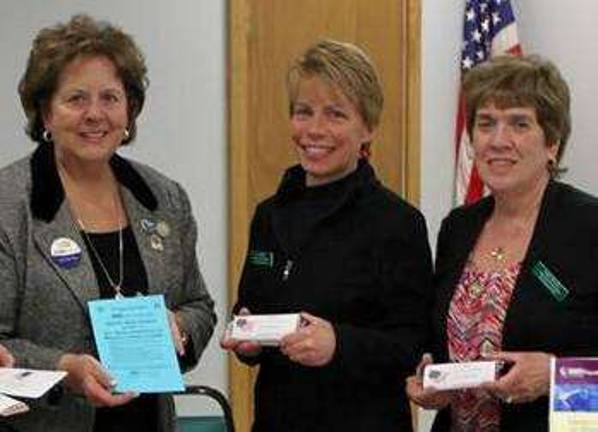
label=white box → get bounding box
[230,313,301,346]
[423,361,498,391]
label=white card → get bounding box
[0,368,67,399]
[230,313,301,346]
[0,393,29,417]
[423,361,497,390]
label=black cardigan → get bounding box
[431,181,598,432]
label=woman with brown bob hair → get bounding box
[222,39,432,432]
[0,15,216,432]
[407,55,598,431]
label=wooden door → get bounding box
[228,1,421,430]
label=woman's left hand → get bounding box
[280,312,336,367]
[168,310,188,356]
[0,344,14,367]
[482,351,553,404]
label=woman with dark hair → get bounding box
[407,55,598,431]
[0,15,216,432]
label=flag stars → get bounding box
[492,12,501,25]
[471,29,482,43]
[481,18,490,33]
[462,56,474,70]
[476,50,485,61]
[466,8,476,22]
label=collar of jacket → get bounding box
[274,158,378,205]
[448,178,559,280]
[30,143,158,222]
[462,178,558,228]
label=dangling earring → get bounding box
[123,129,130,140]
[42,129,52,143]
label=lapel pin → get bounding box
[156,221,171,238]
[140,218,157,233]
[150,234,164,251]
[50,237,82,269]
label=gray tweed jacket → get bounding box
[0,144,216,432]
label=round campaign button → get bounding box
[50,237,82,269]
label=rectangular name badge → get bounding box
[531,261,570,302]
[230,313,301,346]
[248,250,274,267]
[423,361,498,391]
[88,294,184,393]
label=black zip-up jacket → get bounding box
[235,160,433,432]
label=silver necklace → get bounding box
[76,195,124,299]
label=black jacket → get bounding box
[235,160,433,432]
[431,181,598,432]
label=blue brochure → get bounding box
[88,295,184,393]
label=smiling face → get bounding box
[290,76,372,187]
[44,55,128,169]
[472,103,559,196]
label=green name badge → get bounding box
[248,250,274,268]
[531,260,569,302]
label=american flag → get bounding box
[454,0,522,205]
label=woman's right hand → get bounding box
[57,353,137,407]
[220,307,262,357]
[406,353,455,410]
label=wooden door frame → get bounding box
[227,1,421,430]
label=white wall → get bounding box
[0,1,226,416]
[513,0,598,194]
[420,0,462,251]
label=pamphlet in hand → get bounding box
[88,294,185,394]
[550,357,598,432]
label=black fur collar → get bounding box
[30,143,158,222]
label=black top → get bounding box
[81,226,148,298]
[81,227,159,432]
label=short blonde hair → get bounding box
[287,39,383,132]
[463,54,571,171]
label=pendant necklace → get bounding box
[468,247,507,298]
[77,194,125,299]
[489,246,506,263]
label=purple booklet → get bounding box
[550,357,598,431]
